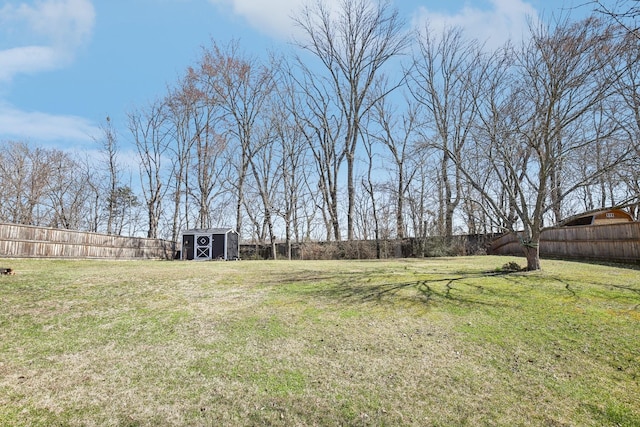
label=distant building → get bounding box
[558,208,635,227]
[180,228,239,260]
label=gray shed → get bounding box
[181,228,239,260]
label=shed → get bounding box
[558,208,634,227]
[181,228,239,260]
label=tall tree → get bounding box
[272,62,310,258]
[129,100,170,238]
[165,77,198,241]
[409,25,483,239]
[188,78,228,229]
[294,63,345,241]
[194,40,276,235]
[368,90,420,239]
[361,121,382,258]
[96,116,121,235]
[614,32,640,213]
[294,0,410,240]
[463,16,627,270]
[247,117,280,258]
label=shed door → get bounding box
[211,234,225,259]
[195,234,212,259]
[227,232,239,260]
[183,234,195,260]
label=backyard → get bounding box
[0,257,638,426]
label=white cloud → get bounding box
[0,102,99,144]
[0,0,97,145]
[0,0,95,83]
[208,0,300,38]
[0,46,59,81]
[209,0,539,49]
[207,0,341,39]
[413,0,539,51]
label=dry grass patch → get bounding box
[0,257,638,426]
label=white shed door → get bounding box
[195,234,211,259]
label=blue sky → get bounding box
[0,0,590,153]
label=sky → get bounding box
[0,0,593,153]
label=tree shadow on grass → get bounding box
[311,271,522,309]
[489,271,639,310]
[277,265,640,310]
[546,276,579,300]
[601,284,640,310]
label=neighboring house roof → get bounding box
[557,208,634,227]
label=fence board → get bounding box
[0,223,175,259]
[490,222,640,263]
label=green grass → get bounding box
[0,256,638,426]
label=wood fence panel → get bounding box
[0,223,175,259]
[490,223,640,263]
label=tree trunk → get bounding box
[522,243,541,271]
[235,164,246,235]
[396,168,405,239]
[347,153,355,241]
[147,207,158,239]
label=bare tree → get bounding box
[268,62,312,258]
[294,63,345,241]
[165,77,198,241]
[592,0,640,37]
[404,148,439,255]
[129,100,170,238]
[0,142,99,231]
[247,121,281,259]
[361,123,382,258]
[0,141,52,225]
[43,150,93,230]
[95,116,121,235]
[463,16,627,270]
[613,32,640,214]
[409,25,483,240]
[368,90,420,239]
[242,189,266,244]
[0,142,38,224]
[294,0,410,240]
[194,40,276,236]
[189,88,228,229]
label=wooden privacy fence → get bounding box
[239,234,496,260]
[490,222,640,263]
[0,223,175,259]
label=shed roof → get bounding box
[182,228,237,235]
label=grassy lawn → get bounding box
[0,256,638,426]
